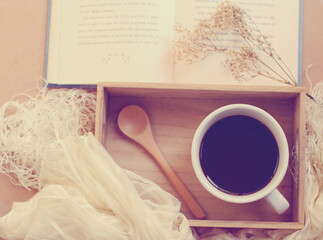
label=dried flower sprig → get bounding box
[174,0,297,86]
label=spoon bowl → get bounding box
[118,105,149,137]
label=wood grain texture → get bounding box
[291,91,306,224]
[96,83,306,229]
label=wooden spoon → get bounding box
[117,105,205,219]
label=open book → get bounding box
[45,0,302,86]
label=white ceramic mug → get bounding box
[191,104,290,214]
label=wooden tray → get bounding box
[95,82,306,230]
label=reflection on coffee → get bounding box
[200,115,279,195]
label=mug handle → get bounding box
[264,188,290,214]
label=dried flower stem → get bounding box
[246,15,297,85]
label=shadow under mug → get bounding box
[191,104,290,214]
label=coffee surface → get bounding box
[200,115,279,195]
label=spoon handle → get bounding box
[145,141,206,220]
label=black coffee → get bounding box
[200,115,279,195]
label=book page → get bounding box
[173,0,300,86]
[46,0,175,85]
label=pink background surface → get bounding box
[0,0,322,229]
